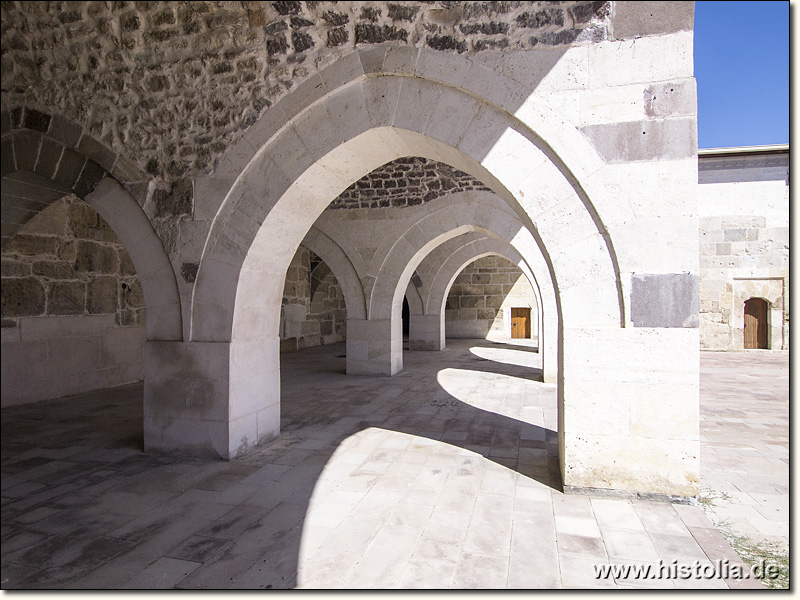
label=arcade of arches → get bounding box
[3,1,724,499]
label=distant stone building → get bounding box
[698,145,789,351]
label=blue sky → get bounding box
[693,1,790,148]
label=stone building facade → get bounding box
[2,2,705,498]
[698,145,789,351]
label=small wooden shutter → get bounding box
[744,298,769,349]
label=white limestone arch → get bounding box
[429,241,555,380]
[372,211,558,380]
[85,179,182,341]
[406,231,544,348]
[177,48,627,463]
[2,169,182,342]
[301,226,366,321]
[192,51,625,344]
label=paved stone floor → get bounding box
[1,340,781,589]
[698,351,789,554]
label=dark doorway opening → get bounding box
[402,296,410,337]
[744,297,769,349]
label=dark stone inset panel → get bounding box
[581,119,697,163]
[611,1,694,39]
[631,273,699,328]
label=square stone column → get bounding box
[346,318,402,375]
[143,337,280,459]
[408,313,445,351]
[559,327,700,497]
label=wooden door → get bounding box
[743,298,769,349]
[511,307,531,339]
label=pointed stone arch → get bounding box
[180,50,620,461]
[301,226,366,321]
[1,108,182,341]
[153,47,700,499]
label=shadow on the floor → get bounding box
[1,340,559,589]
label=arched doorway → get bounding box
[744,297,770,349]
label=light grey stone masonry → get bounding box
[698,146,789,350]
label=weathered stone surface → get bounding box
[327,27,349,47]
[581,119,696,163]
[1,137,15,177]
[180,262,199,283]
[75,241,118,274]
[426,34,467,53]
[322,10,349,26]
[123,279,145,309]
[72,160,107,198]
[2,197,144,326]
[516,8,564,29]
[388,3,420,22]
[153,182,193,218]
[12,130,41,172]
[89,276,119,314]
[5,235,57,257]
[2,1,610,193]
[53,149,87,190]
[611,1,694,40]
[22,108,51,132]
[48,281,86,315]
[569,1,610,24]
[32,261,76,279]
[34,138,65,180]
[292,30,315,52]
[1,277,46,317]
[631,273,699,328]
[355,23,408,44]
[1,259,31,277]
[329,157,491,210]
[69,201,99,238]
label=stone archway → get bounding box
[2,112,182,411]
[301,226,366,321]
[158,47,699,497]
[415,237,553,379]
[2,111,182,342]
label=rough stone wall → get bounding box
[1,196,146,407]
[328,157,492,209]
[1,1,610,191]
[445,255,537,339]
[280,244,345,352]
[698,149,789,350]
[1,196,145,327]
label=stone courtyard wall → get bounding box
[698,148,789,351]
[445,255,538,340]
[1,196,146,406]
[280,244,346,352]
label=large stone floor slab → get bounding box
[1,340,782,589]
